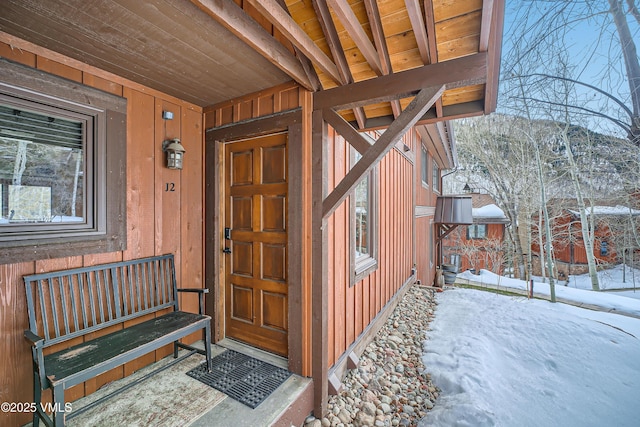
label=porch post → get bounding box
[311,109,329,417]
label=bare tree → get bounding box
[455,115,538,279]
[500,1,640,290]
[502,0,640,166]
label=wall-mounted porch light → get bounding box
[162,138,186,170]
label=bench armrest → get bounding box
[24,330,44,346]
[177,288,208,314]
[25,330,47,385]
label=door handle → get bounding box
[223,247,232,254]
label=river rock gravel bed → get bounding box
[304,284,440,427]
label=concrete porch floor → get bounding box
[190,339,313,427]
[64,339,313,427]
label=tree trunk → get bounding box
[609,0,640,143]
[538,207,546,281]
[535,143,556,301]
[564,130,600,290]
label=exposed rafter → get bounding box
[326,0,382,75]
[423,0,443,118]
[246,0,343,85]
[312,0,367,128]
[312,0,350,85]
[362,0,391,75]
[190,0,313,91]
[276,0,323,92]
[363,0,402,118]
[404,0,430,64]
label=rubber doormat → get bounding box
[186,349,292,409]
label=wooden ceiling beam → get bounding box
[363,0,391,75]
[423,0,438,64]
[326,0,383,75]
[484,0,505,113]
[479,0,495,52]
[322,84,445,219]
[357,100,486,130]
[313,0,367,128]
[246,0,343,85]
[314,53,487,111]
[312,0,350,85]
[423,0,443,118]
[276,0,322,92]
[190,0,313,91]
[363,0,402,118]
[323,108,375,155]
[405,0,430,64]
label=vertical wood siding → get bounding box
[442,223,506,272]
[415,130,438,287]
[531,214,620,267]
[326,129,415,368]
[0,41,204,427]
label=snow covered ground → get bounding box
[419,267,640,427]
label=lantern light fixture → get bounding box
[162,138,186,170]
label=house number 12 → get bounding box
[165,183,176,192]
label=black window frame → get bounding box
[0,58,126,264]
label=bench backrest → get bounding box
[24,254,179,349]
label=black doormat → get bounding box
[186,349,292,409]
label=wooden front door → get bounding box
[224,133,288,356]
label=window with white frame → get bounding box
[351,148,378,284]
[432,160,440,192]
[421,146,428,186]
[466,224,487,239]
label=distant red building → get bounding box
[442,193,510,273]
[532,204,640,277]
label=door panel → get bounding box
[224,133,288,356]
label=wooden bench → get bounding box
[23,254,212,427]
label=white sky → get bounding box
[419,267,640,426]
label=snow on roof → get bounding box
[567,205,640,217]
[472,203,506,219]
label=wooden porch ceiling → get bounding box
[0,0,503,131]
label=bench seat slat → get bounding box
[23,254,213,427]
[44,311,208,386]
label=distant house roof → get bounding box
[469,193,510,224]
[568,205,640,217]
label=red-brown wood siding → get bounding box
[325,128,414,368]
[442,223,506,272]
[415,218,433,284]
[531,213,620,266]
[0,38,204,427]
[414,130,439,286]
